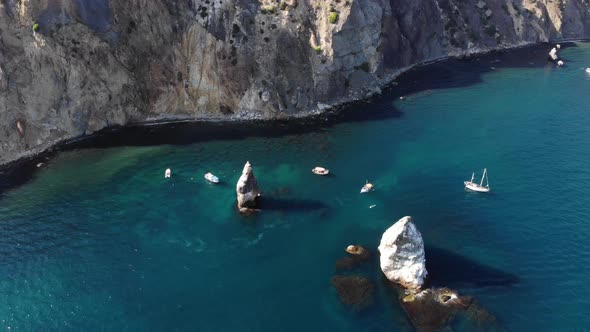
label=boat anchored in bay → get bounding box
[464,168,490,193]
[312,166,330,176]
[360,181,374,193]
[204,172,220,183]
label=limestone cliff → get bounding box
[2,0,590,164]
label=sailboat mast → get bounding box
[480,168,487,186]
[471,173,474,183]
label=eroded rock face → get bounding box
[378,216,427,289]
[236,161,260,212]
[331,275,375,311]
[0,66,7,91]
[2,0,590,164]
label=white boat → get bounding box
[464,168,490,193]
[312,166,330,175]
[360,181,374,193]
[585,68,590,74]
[204,172,219,183]
[164,168,171,178]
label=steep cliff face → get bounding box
[1,0,590,164]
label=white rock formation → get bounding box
[378,216,427,289]
[236,161,260,212]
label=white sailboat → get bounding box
[464,168,490,193]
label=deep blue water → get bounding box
[1,42,590,331]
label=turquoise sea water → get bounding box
[1,42,590,331]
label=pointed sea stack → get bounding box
[378,217,501,331]
[236,161,261,213]
[378,216,427,290]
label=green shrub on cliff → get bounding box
[261,5,277,14]
[32,22,40,32]
[313,45,322,54]
[328,12,339,24]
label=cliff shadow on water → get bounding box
[0,42,579,196]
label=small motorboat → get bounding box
[360,181,374,193]
[464,168,490,193]
[164,168,171,178]
[312,166,330,176]
[585,68,590,74]
[204,172,219,183]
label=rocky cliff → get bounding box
[2,0,590,164]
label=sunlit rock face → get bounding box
[378,216,427,290]
[236,161,260,212]
[2,0,590,164]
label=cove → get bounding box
[1,42,590,331]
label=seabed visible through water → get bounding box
[1,42,590,331]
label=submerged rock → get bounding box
[400,287,470,331]
[236,161,260,213]
[336,245,371,270]
[378,216,427,289]
[331,275,375,311]
[400,287,500,332]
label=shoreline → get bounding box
[0,39,583,192]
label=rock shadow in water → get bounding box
[258,196,330,213]
[425,246,519,289]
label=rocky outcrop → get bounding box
[377,218,502,330]
[378,216,427,290]
[400,287,500,332]
[336,245,371,270]
[236,161,260,212]
[2,0,590,164]
[345,245,370,258]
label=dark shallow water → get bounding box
[1,42,590,331]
